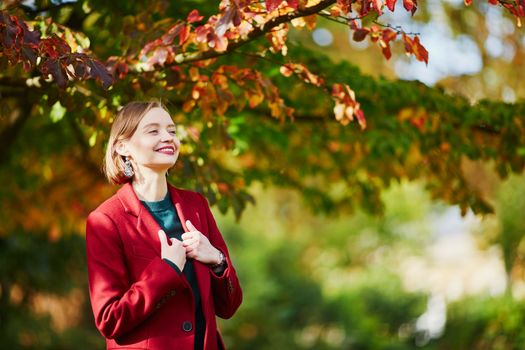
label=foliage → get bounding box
[437,295,525,350]
[1,1,525,349]
[0,231,103,349]
[0,0,524,220]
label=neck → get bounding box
[131,166,168,201]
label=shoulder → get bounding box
[91,193,124,216]
[87,190,124,220]
[170,185,207,203]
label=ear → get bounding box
[115,140,130,157]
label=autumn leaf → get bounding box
[372,0,384,15]
[379,28,397,59]
[40,58,68,88]
[381,45,392,59]
[161,23,184,46]
[403,34,428,64]
[386,0,397,11]
[280,63,324,86]
[87,59,113,89]
[280,64,294,77]
[403,0,417,15]
[353,28,369,42]
[187,9,204,24]
[331,83,365,127]
[266,0,286,12]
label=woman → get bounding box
[86,101,242,350]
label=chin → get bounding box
[145,160,177,172]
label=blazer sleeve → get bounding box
[198,193,243,319]
[86,210,186,339]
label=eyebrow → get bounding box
[142,123,176,129]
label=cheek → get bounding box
[129,139,154,159]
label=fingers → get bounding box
[181,232,194,241]
[158,230,168,247]
[182,237,198,247]
[185,219,196,232]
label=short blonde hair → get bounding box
[103,101,168,185]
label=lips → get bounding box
[155,146,175,154]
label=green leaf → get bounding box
[50,101,66,123]
[88,131,98,147]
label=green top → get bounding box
[141,191,205,350]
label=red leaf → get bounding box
[355,108,366,129]
[372,0,384,15]
[287,0,300,9]
[21,46,38,66]
[40,58,68,89]
[353,28,369,42]
[0,13,21,48]
[88,59,113,89]
[179,25,190,46]
[386,0,397,11]
[403,0,417,15]
[382,28,397,43]
[381,44,392,59]
[402,33,414,53]
[187,10,204,24]
[39,35,72,59]
[266,0,286,11]
[413,36,428,64]
[403,34,428,64]
[161,23,183,45]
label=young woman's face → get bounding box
[121,107,180,173]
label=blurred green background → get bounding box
[1,0,525,349]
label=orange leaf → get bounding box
[280,64,294,77]
[382,28,397,43]
[413,36,428,64]
[386,0,397,11]
[381,44,392,59]
[403,0,417,15]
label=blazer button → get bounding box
[182,321,193,332]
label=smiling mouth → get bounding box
[155,146,175,154]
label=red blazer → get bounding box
[86,182,242,350]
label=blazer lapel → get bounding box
[117,182,162,253]
[118,183,211,303]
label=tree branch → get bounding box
[174,0,336,65]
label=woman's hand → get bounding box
[158,230,186,271]
[182,220,222,265]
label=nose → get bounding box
[160,129,175,141]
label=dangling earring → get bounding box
[123,157,134,178]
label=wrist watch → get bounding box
[211,251,226,269]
